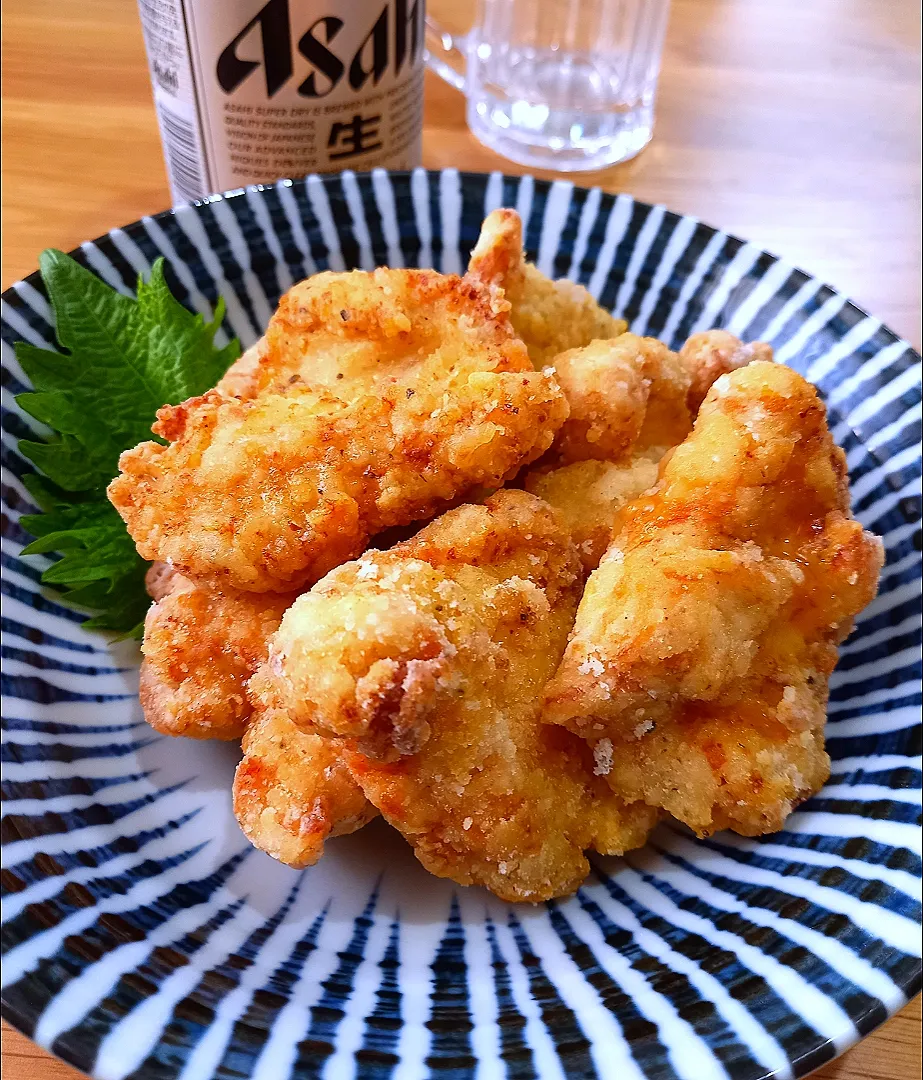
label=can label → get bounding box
[137,0,425,203]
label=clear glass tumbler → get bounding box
[426,0,671,171]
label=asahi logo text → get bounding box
[216,0,422,98]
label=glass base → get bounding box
[467,101,654,173]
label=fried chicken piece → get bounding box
[261,490,657,901]
[524,454,661,573]
[543,362,883,838]
[527,332,767,548]
[548,334,692,464]
[681,330,773,414]
[143,559,175,601]
[109,270,567,593]
[467,209,626,366]
[139,565,296,740]
[232,669,376,868]
[215,336,268,398]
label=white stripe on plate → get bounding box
[804,316,882,386]
[515,906,647,1080]
[341,170,376,271]
[587,194,634,301]
[758,276,825,348]
[658,229,727,346]
[410,167,434,270]
[612,204,666,321]
[305,175,347,272]
[773,292,847,367]
[616,859,860,1051]
[371,168,405,269]
[723,256,794,340]
[490,915,568,1080]
[585,879,791,1080]
[817,782,921,806]
[566,186,603,284]
[632,215,699,336]
[558,899,728,1080]
[840,611,921,655]
[781,811,921,854]
[483,170,504,216]
[845,363,922,432]
[657,832,920,956]
[1,299,55,350]
[687,242,763,337]
[824,340,910,408]
[245,185,295,296]
[704,834,921,904]
[827,753,921,775]
[438,168,463,275]
[274,180,319,281]
[828,644,922,691]
[535,181,574,277]
[207,198,276,331]
[825,704,921,739]
[11,279,54,324]
[79,243,134,296]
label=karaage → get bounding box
[681,330,773,414]
[109,270,567,593]
[139,564,296,740]
[547,334,692,463]
[261,490,657,901]
[215,336,268,398]
[466,209,627,366]
[543,362,883,837]
[524,454,662,573]
[233,669,376,868]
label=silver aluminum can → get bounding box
[137,0,425,203]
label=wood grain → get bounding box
[0,0,919,1078]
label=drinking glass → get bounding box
[426,0,671,171]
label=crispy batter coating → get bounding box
[144,559,176,602]
[263,490,657,901]
[139,565,296,740]
[524,454,662,573]
[232,670,376,868]
[681,330,773,414]
[109,270,567,593]
[467,209,626,366]
[548,334,692,464]
[543,362,883,838]
[214,267,552,400]
[215,336,268,398]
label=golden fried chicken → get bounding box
[548,334,692,464]
[681,330,773,415]
[543,362,883,838]
[109,270,567,593]
[215,336,268,398]
[466,209,626,366]
[232,669,376,868]
[139,565,296,740]
[524,454,661,573]
[143,559,176,602]
[261,490,657,901]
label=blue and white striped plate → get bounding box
[1,169,920,1080]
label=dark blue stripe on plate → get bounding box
[354,917,402,1079]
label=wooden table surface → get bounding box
[1,0,920,1077]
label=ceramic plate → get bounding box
[2,169,920,1080]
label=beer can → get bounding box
[136,0,425,204]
